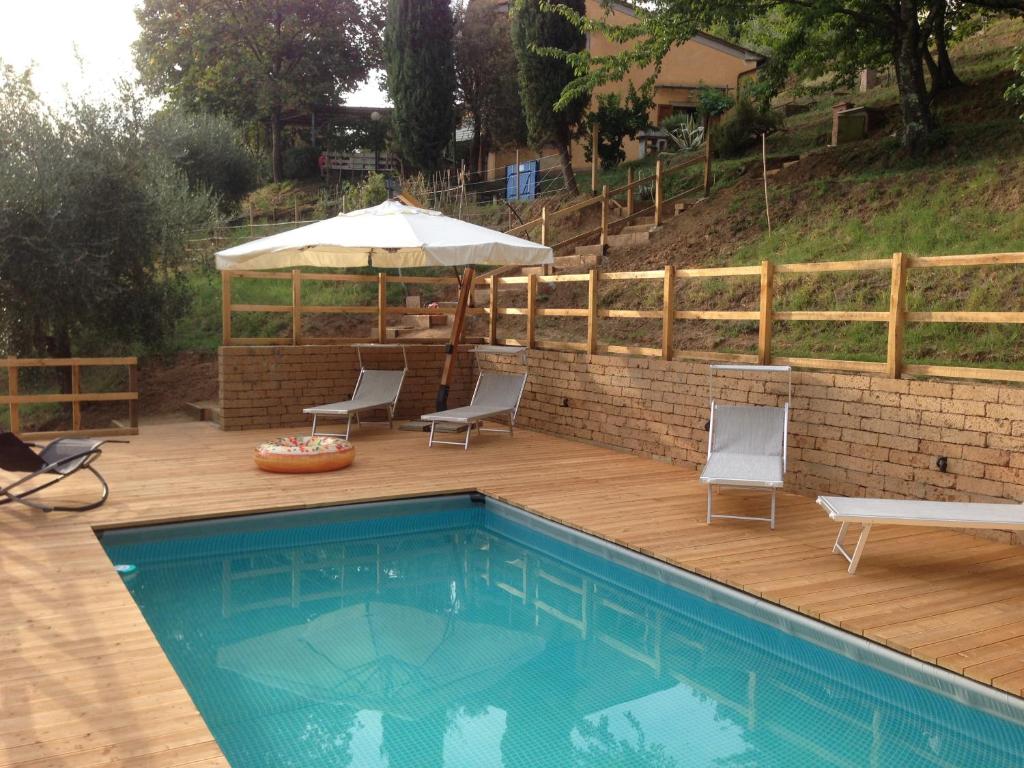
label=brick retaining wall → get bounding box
[218,345,474,431]
[480,350,1024,540]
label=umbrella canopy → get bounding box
[215,199,552,270]
[217,601,546,720]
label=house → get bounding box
[484,0,765,178]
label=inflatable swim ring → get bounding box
[253,436,355,474]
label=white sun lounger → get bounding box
[421,346,528,449]
[819,495,1024,574]
[700,365,791,529]
[304,344,407,439]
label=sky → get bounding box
[0,0,389,108]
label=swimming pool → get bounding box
[102,494,1024,767]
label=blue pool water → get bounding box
[102,495,1024,767]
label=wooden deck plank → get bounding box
[2,421,1024,767]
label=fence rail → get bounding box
[1,357,139,439]
[221,251,1024,384]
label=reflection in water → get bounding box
[105,505,1024,768]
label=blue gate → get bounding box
[506,160,539,201]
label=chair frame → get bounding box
[309,344,408,440]
[0,437,125,512]
[702,364,791,529]
[425,346,528,450]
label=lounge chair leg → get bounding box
[310,415,318,437]
[833,522,850,555]
[344,414,353,441]
[428,422,436,448]
[463,423,471,450]
[706,485,713,525]
[848,524,872,574]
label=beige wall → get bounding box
[479,349,1024,543]
[219,345,475,431]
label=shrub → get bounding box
[344,172,390,211]
[711,97,783,158]
[145,107,261,208]
[282,145,321,180]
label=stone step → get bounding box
[553,253,599,271]
[628,216,656,227]
[606,229,653,248]
[576,244,606,258]
[674,201,688,216]
[185,401,220,423]
[519,266,547,276]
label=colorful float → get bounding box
[253,436,355,474]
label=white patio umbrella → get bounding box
[215,199,552,409]
[215,199,551,270]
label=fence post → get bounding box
[378,273,388,344]
[541,206,547,246]
[757,260,774,365]
[291,270,302,345]
[662,266,675,360]
[886,252,907,378]
[654,160,663,227]
[488,277,498,345]
[221,272,232,346]
[70,363,81,431]
[626,167,635,217]
[526,272,537,349]
[128,362,139,430]
[7,361,19,434]
[703,116,713,196]
[600,185,609,246]
[587,269,599,354]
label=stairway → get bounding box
[385,295,452,340]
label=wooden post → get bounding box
[437,267,475,411]
[221,272,232,345]
[886,252,907,378]
[71,364,81,431]
[626,167,635,217]
[7,361,19,434]
[488,277,498,345]
[587,269,599,354]
[540,206,548,246]
[526,273,537,349]
[128,363,139,429]
[654,160,663,227]
[600,185,609,246]
[591,122,599,195]
[662,266,675,360]
[703,116,713,196]
[291,270,302,345]
[377,272,387,344]
[757,260,774,365]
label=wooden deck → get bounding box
[3,421,1024,767]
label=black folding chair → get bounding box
[0,432,125,512]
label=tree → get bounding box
[134,0,379,182]
[455,0,527,176]
[582,82,653,169]
[0,63,217,361]
[512,0,589,194]
[385,0,458,173]
[553,0,1024,158]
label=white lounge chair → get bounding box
[421,345,528,449]
[304,344,407,440]
[700,364,791,529]
[819,495,1024,574]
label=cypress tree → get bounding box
[511,0,588,195]
[385,0,457,174]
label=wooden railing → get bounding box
[1,357,139,439]
[221,271,485,346]
[485,251,1024,383]
[505,151,711,252]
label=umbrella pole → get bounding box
[437,266,475,411]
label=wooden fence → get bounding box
[487,251,1024,383]
[1,357,139,439]
[506,153,711,253]
[221,271,482,346]
[222,252,1024,383]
